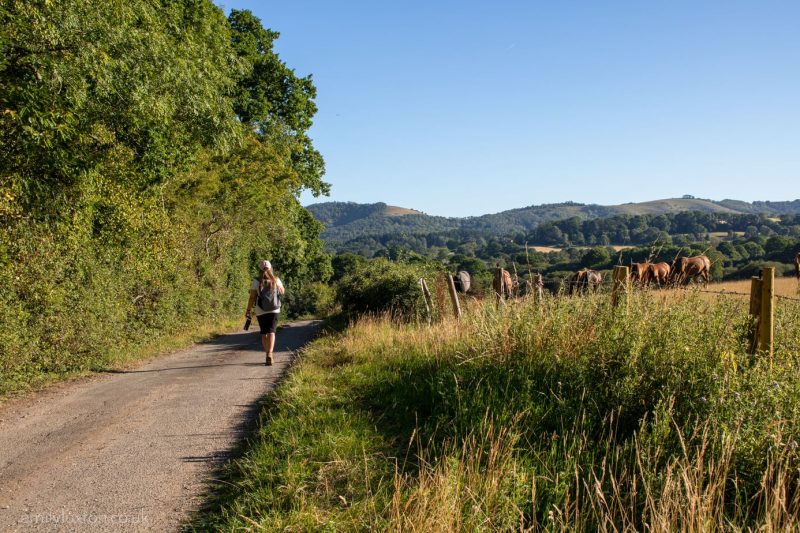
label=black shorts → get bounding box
[256,312,279,334]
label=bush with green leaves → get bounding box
[282,282,336,319]
[336,258,439,320]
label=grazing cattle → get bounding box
[795,252,799,280]
[493,268,514,301]
[569,269,603,295]
[452,271,471,294]
[630,262,654,286]
[649,262,671,288]
[671,255,712,287]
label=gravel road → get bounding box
[0,320,320,532]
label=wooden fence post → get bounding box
[758,266,775,356]
[535,273,544,304]
[612,266,630,307]
[748,276,763,354]
[419,278,433,324]
[446,274,462,319]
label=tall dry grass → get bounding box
[197,289,800,531]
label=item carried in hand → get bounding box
[244,316,252,331]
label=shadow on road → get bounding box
[102,362,265,374]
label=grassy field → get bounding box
[195,292,800,531]
[699,277,799,299]
[383,205,425,217]
[530,245,633,253]
[653,277,800,304]
[709,231,745,238]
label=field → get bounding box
[709,231,745,238]
[383,205,425,217]
[196,291,800,530]
[659,276,800,302]
[701,276,799,298]
[529,244,633,253]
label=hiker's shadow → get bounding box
[205,331,263,352]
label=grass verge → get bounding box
[0,315,241,402]
[194,290,800,531]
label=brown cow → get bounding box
[569,269,603,295]
[630,262,653,286]
[671,255,712,287]
[795,252,799,280]
[493,268,514,302]
[649,262,671,288]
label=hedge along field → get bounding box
[0,3,332,396]
[195,290,800,531]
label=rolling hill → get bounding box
[307,198,800,248]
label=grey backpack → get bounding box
[256,278,281,312]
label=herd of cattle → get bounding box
[486,255,716,299]
[566,254,713,295]
[451,252,800,301]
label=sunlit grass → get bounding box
[195,291,800,531]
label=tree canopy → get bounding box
[0,1,331,390]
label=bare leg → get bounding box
[261,333,275,365]
[261,335,269,354]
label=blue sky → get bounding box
[220,1,800,217]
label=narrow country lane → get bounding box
[0,321,320,532]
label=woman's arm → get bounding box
[246,289,257,317]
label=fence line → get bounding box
[433,267,794,356]
[525,280,800,301]
[525,276,800,302]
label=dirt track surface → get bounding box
[0,320,320,532]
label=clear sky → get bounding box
[220,1,800,217]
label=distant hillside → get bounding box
[306,198,800,249]
[610,198,738,215]
[306,202,460,245]
[308,202,424,227]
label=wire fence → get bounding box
[678,288,800,303]
[450,267,798,356]
[507,272,800,303]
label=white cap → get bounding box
[259,260,272,271]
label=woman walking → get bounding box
[245,260,285,365]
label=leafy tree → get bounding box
[716,242,741,265]
[742,241,765,258]
[536,224,564,245]
[228,9,327,197]
[1,0,240,216]
[331,253,368,283]
[0,2,331,388]
[452,256,487,275]
[581,247,612,269]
